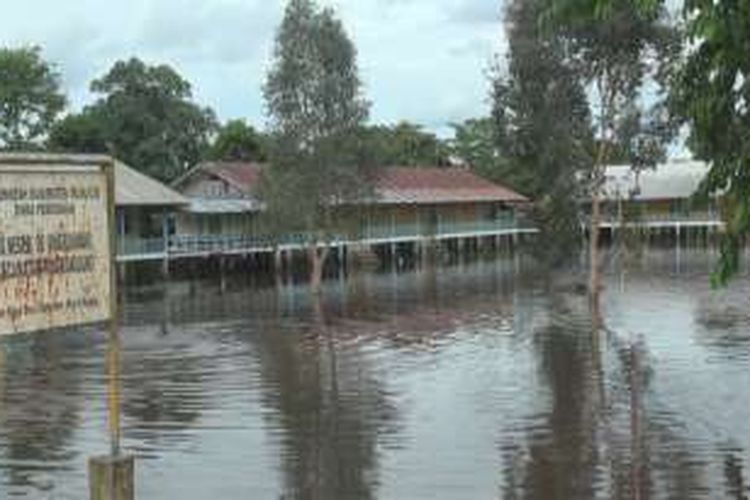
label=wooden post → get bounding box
[89,455,134,500]
[90,158,134,500]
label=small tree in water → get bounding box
[492,0,594,269]
[263,0,373,293]
[541,0,679,310]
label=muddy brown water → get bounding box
[0,249,749,499]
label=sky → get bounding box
[0,0,507,138]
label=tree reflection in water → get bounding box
[499,278,725,500]
[0,333,86,495]
[256,289,399,500]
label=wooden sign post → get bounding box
[0,154,131,499]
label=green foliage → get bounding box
[674,0,750,286]
[543,0,679,171]
[47,110,107,153]
[494,0,594,199]
[209,119,267,162]
[447,118,501,177]
[87,58,217,182]
[541,0,679,279]
[361,121,449,167]
[491,0,593,263]
[0,46,66,150]
[262,0,372,241]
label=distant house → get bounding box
[593,159,721,230]
[363,166,528,239]
[115,161,188,261]
[171,162,530,250]
[172,162,263,237]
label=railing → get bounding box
[599,211,723,226]
[117,237,167,257]
[438,218,520,236]
[117,218,532,259]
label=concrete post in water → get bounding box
[337,244,345,278]
[219,256,227,293]
[117,263,127,286]
[274,247,283,275]
[161,208,170,279]
[282,248,292,283]
[89,455,134,500]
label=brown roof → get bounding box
[178,162,527,205]
[375,167,527,204]
[204,161,263,195]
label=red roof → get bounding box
[186,162,527,204]
[205,162,263,194]
[375,167,527,204]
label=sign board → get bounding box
[0,154,115,336]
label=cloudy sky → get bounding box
[0,0,506,137]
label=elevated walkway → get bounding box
[116,220,538,262]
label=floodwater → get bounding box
[1,249,750,499]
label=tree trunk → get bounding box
[589,188,602,315]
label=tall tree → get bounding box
[209,119,267,162]
[87,58,216,182]
[361,121,449,167]
[447,118,505,179]
[0,46,65,150]
[542,0,679,302]
[491,0,593,266]
[47,110,107,154]
[263,0,372,292]
[675,0,750,286]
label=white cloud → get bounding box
[0,0,508,136]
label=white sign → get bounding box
[0,158,113,336]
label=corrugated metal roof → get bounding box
[115,161,188,207]
[375,167,528,204]
[602,159,709,201]
[205,162,263,195]
[177,162,528,207]
[0,153,187,207]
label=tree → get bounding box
[209,119,267,162]
[674,0,750,286]
[0,46,66,150]
[447,118,504,179]
[491,0,593,266]
[47,110,107,153]
[361,121,449,167]
[87,58,217,182]
[542,0,679,303]
[262,0,372,292]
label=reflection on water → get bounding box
[0,250,749,498]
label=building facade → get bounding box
[596,160,720,227]
[170,162,532,258]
